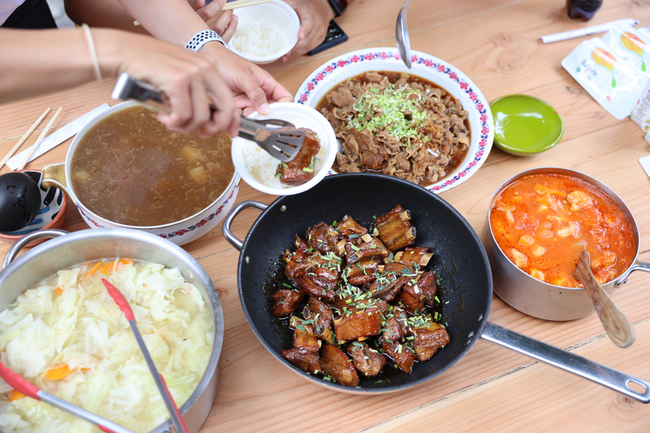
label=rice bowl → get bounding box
[229,0,300,64]
[231,103,338,196]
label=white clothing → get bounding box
[0,0,26,25]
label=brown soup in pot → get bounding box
[71,106,235,227]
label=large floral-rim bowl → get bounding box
[295,47,494,194]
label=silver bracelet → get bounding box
[185,30,228,51]
[81,24,102,81]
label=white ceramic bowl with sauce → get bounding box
[295,47,495,194]
[229,0,300,64]
[231,102,338,196]
[42,101,240,246]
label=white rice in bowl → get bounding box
[231,21,289,58]
[240,136,327,189]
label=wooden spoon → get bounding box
[574,249,636,348]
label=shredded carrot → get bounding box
[99,259,133,275]
[83,261,102,279]
[54,287,63,296]
[8,389,24,402]
[45,364,72,381]
[99,261,115,275]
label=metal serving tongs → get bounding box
[101,279,189,433]
[112,72,305,162]
[0,362,135,433]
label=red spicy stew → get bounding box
[490,173,636,288]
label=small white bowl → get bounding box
[229,0,300,64]
[232,102,338,196]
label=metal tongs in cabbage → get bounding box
[101,278,189,433]
[0,361,135,433]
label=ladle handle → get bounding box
[579,278,636,349]
[481,322,650,403]
[575,249,636,348]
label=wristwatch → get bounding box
[326,0,348,16]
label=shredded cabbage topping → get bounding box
[0,259,214,433]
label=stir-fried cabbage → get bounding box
[0,259,214,433]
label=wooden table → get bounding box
[2,0,650,431]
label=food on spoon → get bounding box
[0,172,41,232]
[317,71,471,186]
[71,105,234,226]
[276,128,321,186]
[274,205,450,387]
[490,173,636,287]
[0,259,213,432]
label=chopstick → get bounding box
[222,0,271,10]
[0,108,50,170]
[137,0,271,27]
[14,107,62,171]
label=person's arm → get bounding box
[64,0,236,39]
[0,28,238,137]
[113,0,293,114]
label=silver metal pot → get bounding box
[0,228,224,433]
[42,101,240,246]
[483,167,650,321]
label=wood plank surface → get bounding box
[1,0,650,432]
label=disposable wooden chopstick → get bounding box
[0,108,50,170]
[222,0,271,11]
[14,107,62,171]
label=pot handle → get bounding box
[222,200,268,252]
[480,322,650,403]
[2,229,68,270]
[614,259,650,288]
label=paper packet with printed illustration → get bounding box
[562,37,646,120]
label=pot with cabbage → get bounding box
[0,228,224,433]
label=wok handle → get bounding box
[480,322,650,403]
[221,200,268,251]
[2,229,68,270]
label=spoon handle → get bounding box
[574,250,636,348]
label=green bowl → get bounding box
[490,94,564,156]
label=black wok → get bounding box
[223,173,650,400]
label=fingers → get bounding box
[120,37,237,135]
[199,0,228,24]
[189,0,206,11]
[220,14,238,42]
[209,11,237,42]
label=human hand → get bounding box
[201,42,293,115]
[282,0,335,60]
[104,30,239,137]
[196,0,238,42]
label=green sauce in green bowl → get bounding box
[490,95,564,156]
